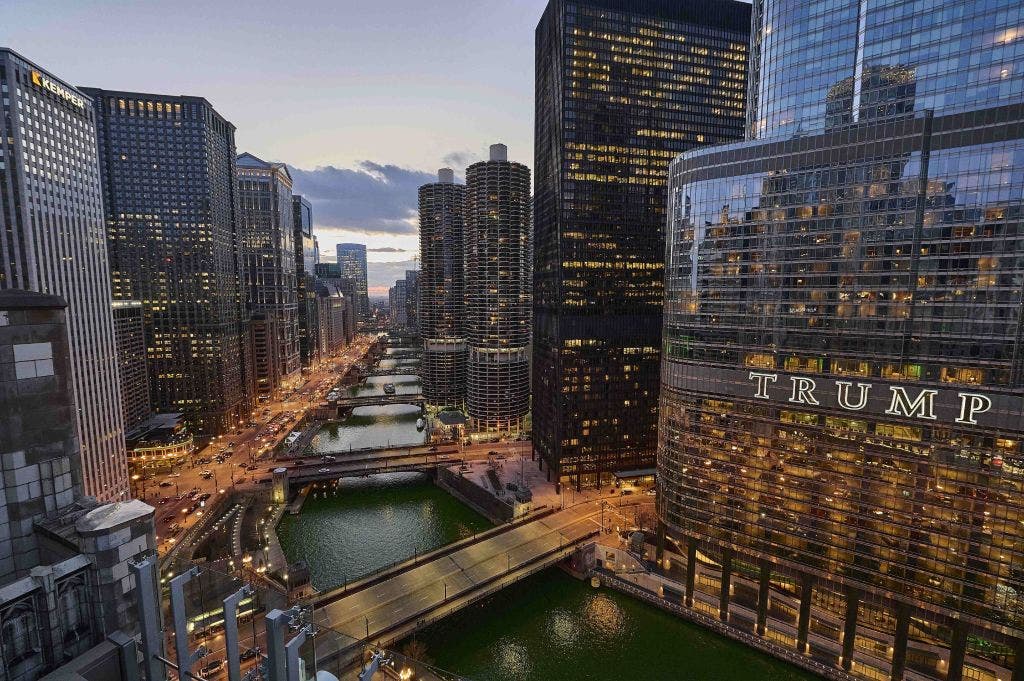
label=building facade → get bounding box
[0,50,129,502]
[389,279,408,329]
[418,168,467,409]
[112,300,151,432]
[532,0,751,488]
[292,195,321,368]
[85,87,249,437]
[336,243,369,320]
[465,144,531,432]
[237,153,301,397]
[659,1,1024,680]
[0,290,155,681]
[404,269,419,333]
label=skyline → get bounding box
[3,0,548,290]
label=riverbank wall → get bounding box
[434,466,513,524]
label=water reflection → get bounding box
[309,404,426,452]
[347,374,421,397]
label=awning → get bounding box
[612,468,657,480]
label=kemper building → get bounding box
[418,168,468,409]
[532,0,751,489]
[0,49,129,501]
[658,1,1024,680]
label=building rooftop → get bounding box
[0,289,67,310]
[75,500,154,535]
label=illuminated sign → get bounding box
[747,371,994,425]
[30,70,86,110]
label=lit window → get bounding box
[14,342,54,379]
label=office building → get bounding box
[293,194,321,368]
[465,144,531,432]
[336,243,369,320]
[0,49,129,502]
[404,269,419,333]
[418,168,467,408]
[0,290,155,680]
[237,152,301,396]
[85,86,249,436]
[659,1,1024,679]
[389,279,408,328]
[112,300,151,432]
[532,0,750,488]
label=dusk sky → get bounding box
[4,0,548,293]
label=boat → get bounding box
[416,418,425,430]
[383,383,396,395]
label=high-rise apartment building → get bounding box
[85,87,248,436]
[532,0,750,488]
[465,144,531,432]
[659,2,1024,680]
[418,168,467,408]
[336,243,369,320]
[112,300,151,432]
[0,50,129,502]
[236,152,300,396]
[293,195,321,368]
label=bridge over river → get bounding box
[307,504,602,656]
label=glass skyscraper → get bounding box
[85,87,249,436]
[660,1,1024,680]
[336,243,369,320]
[0,49,129,502]
[532,0,751,489]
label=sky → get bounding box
[3,0,548,294]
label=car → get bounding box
[428,446,438,453]
[199,659,224,676]
[159,481,173,488]
[169,472,182,478]
[318,468,331,474]
[197,493,211,502]
[239,646,261,662]
[438,454,450,460]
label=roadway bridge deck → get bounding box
[309,505,602,654]
[321,393,425,411]
[285,454,462,484]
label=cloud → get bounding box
[367,259,418,290]
[441,150,480,175]
[288,161,434,237]
[367,246,407,253]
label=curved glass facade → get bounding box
[748,0,1024,139]
[660,1,1024,679]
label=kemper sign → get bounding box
[748,371,993,425]
[30,70,86,110]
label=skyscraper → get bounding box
[237,152,301,396]
[389,279,408,328]
[293,194,321,368]
[86,87,248,436]
[336,243,369,320]
[532,0,751,489]
[418,168,467,408]
[465,144,531,432]
[0,49,129,502]
[659,1,1024,679]
[112,300,151,432]
[404,269,419,333]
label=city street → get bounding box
[140,334,377,555]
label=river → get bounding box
[276,472,491,591]
[406,569,820,681]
